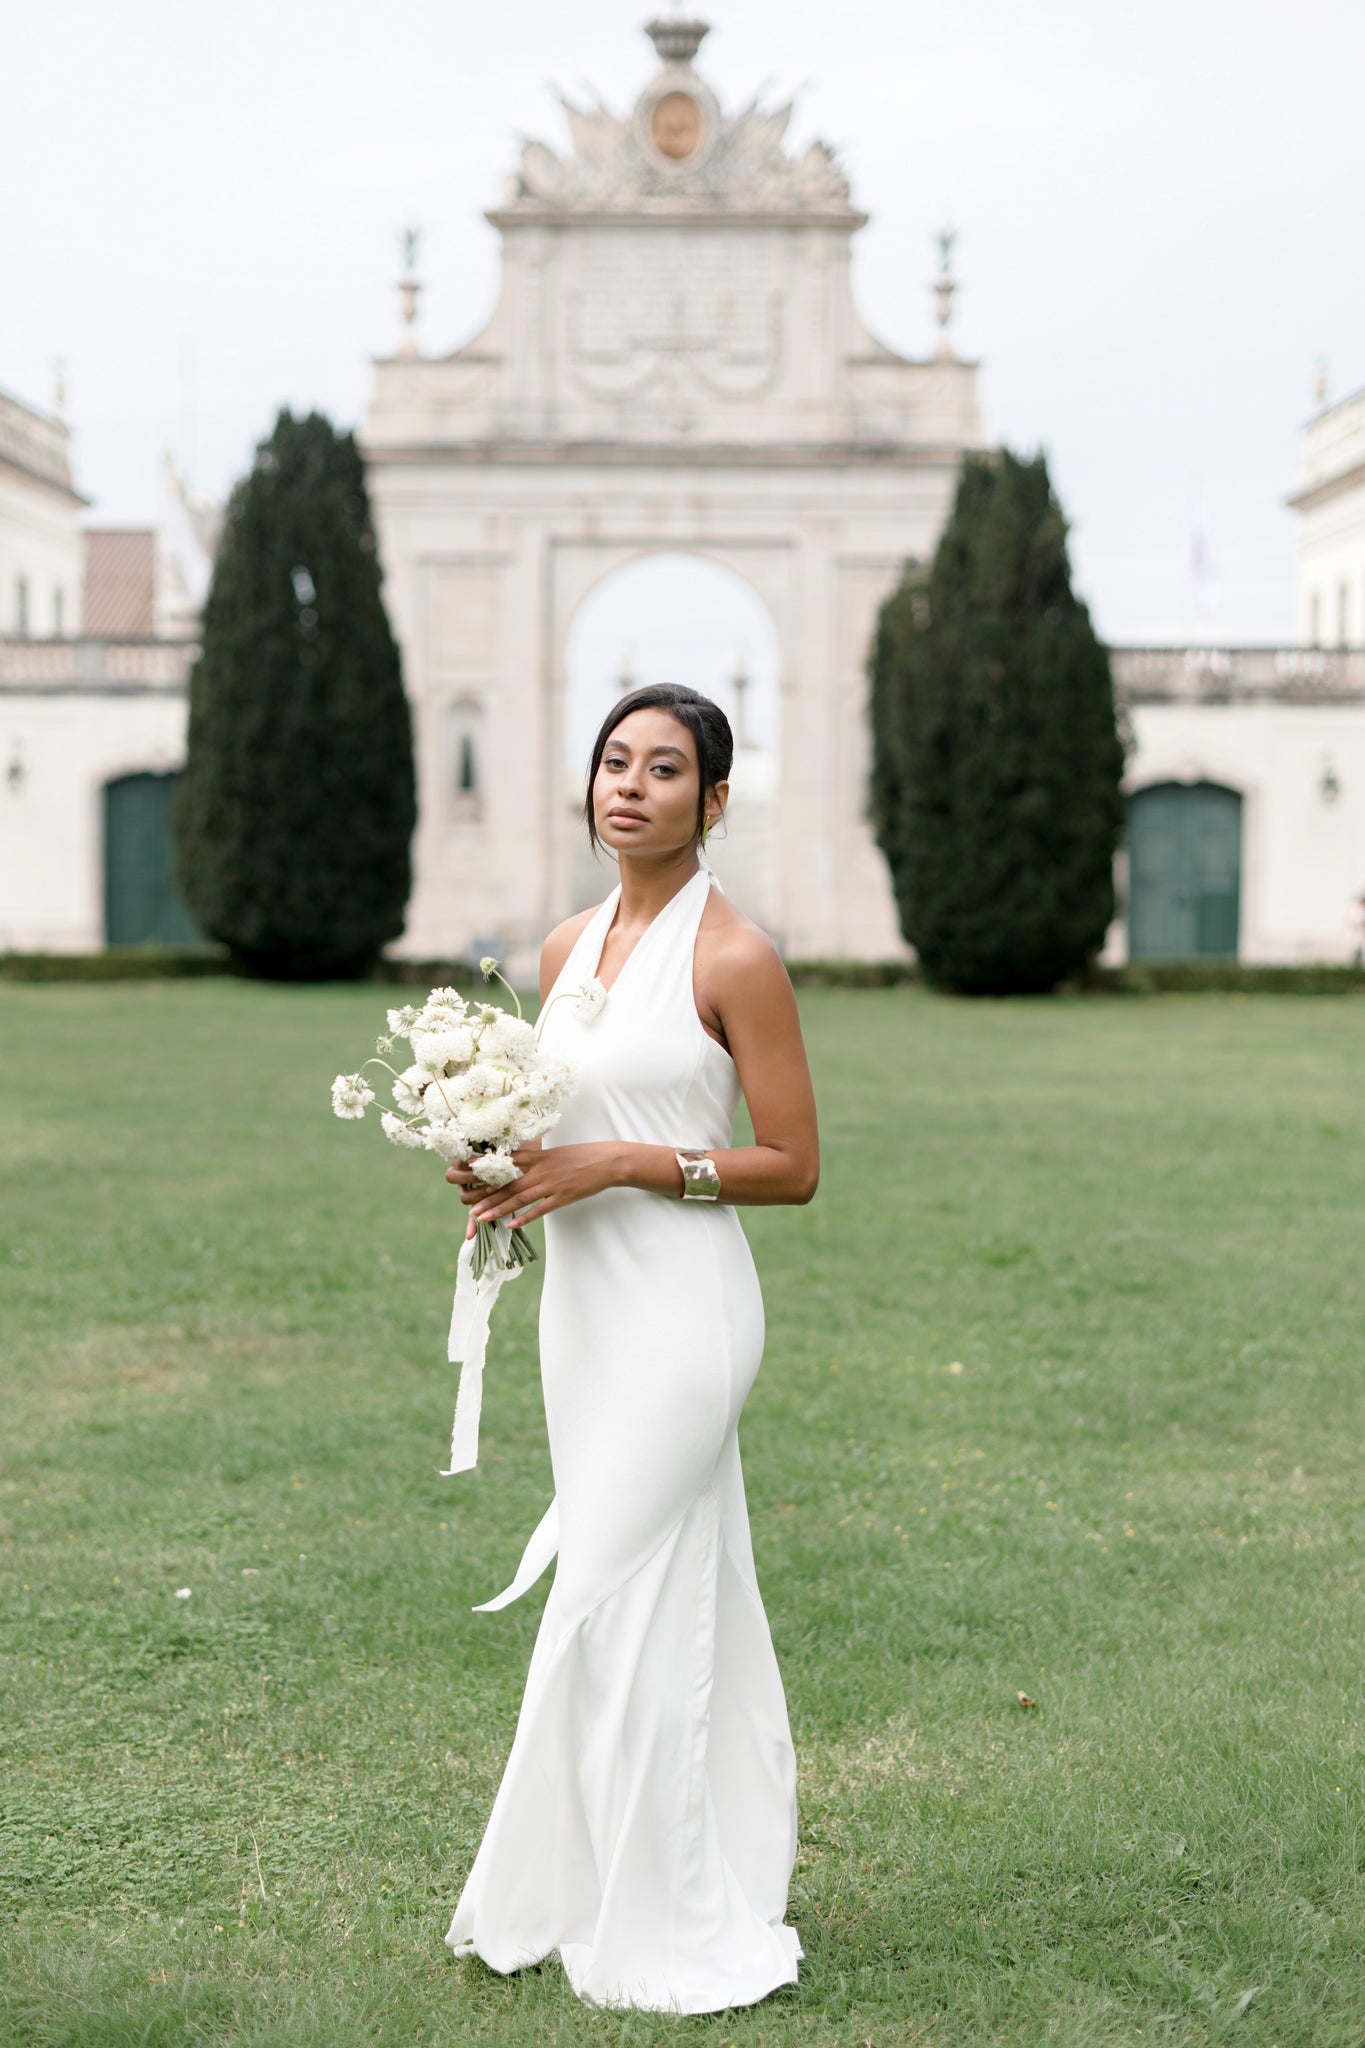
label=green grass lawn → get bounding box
[1,980,1362,2048]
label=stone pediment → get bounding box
[490,16,862,224]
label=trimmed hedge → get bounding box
[789,959,1365,994]
[5,951,1363,996]
[1082,960,1365,996]
[0,950,231,983]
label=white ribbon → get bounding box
[473,1495,560,1613]
[440,1230,525,1477]
[440,1229,558,1612]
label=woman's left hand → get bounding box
[446,1144,620,1233]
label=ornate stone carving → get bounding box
[493,20,857,220]
[569,227,782,402]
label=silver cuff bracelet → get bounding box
[676,1149,722,1202]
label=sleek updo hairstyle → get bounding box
[584,683,734,853]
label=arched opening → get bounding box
[562,552,783,922]
[103,771,200,946]
[563,552,780,779]
[1127,780,1242,960]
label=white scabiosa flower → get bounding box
[421,1076,467,1123]
[392,1065,429,1117]
[471,1149,521,1188]
[514,1104,562,1142]
[381,1112,426,1151]
[423,1121,473,1164]
[576,978,607,1022]
[524,1060,568,1104]
[460,1097,517,1145]
[479,1012,537,1061]
[411,1024,475,1074]
[451,1062,509,1104]
[421,984,467,1019]
[331,1073,374,1120]
[386,1004,420,1038]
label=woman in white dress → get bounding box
[443,683,820,2014]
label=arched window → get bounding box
[447,699,483,820]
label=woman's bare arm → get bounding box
[452,907,819,1226]
[614,920,819,1205]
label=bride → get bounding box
[443,681,820,2014]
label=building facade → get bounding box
[0,439,203,953]
[1292,382,1365,649]
[0,385,85,642]
[361,15,984,974]
[1,17,1361,966]
[1113,647,1364,963]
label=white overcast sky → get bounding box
[4,0,1361,643]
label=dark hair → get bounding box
[583,683,734,852]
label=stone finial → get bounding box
[730,647,751,749]
[645,14,710,66]
[396,225,423,358]
[932,227,958,361]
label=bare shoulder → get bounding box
[540,903,601,997]
[695,890,788,988]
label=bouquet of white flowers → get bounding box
[330,962,579,1474]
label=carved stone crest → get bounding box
[491,16,859,222]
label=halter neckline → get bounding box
[589,866,711,999]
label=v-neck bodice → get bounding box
[538,867,740,1154]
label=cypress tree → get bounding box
[173,409,415,979]
[869,449,1125,994]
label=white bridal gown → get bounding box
[446,865,801,2013]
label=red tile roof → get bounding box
[83,529,155,636]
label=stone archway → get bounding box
[363,15,985,974]
[560,549,784,927]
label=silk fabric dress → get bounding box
[446,866,801,2013]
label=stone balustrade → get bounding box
[4,634,1359,708]
[0,637,196,691]
[1111,645,1365,705]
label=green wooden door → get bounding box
[103,772,201,946]
[1127,781,1242,960]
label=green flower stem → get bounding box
[481,962,523,1020]
[471,1218,538,1281]
[532,987,574,1043]
[357,1056,405,1083]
